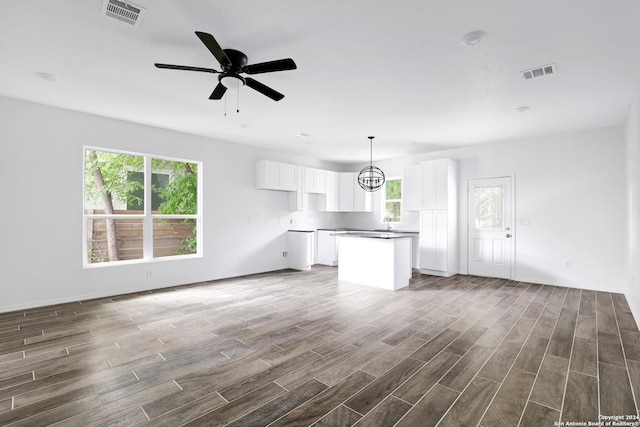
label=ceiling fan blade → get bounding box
[244,58,297,75]
[209,82,227,100]
[195,31,231,68]
[245,77,284,101]
[155,63,218,73]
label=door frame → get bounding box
[466,174,516,279]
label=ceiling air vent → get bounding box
[101,0,146,28]
[521,63,556,80]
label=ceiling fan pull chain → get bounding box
[224,92,227,117]
[237,88,240,113]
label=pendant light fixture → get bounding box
[358,136,385,192]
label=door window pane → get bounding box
[475,186,504,229]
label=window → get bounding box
[474,185,505,230]
[83,147,201,266]
[382,177,402,223]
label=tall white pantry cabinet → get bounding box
[404,159,458,277]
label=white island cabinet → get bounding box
[336,232,412,290]
[316,229,340,266]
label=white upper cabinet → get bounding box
[289,166,305,211]
[256,160,297,191]
[319,171,339,212]
[258,161,371,212]
[280,163,297,191]
[404,165,423,211]
[404,159,454,210]
[303,167,327,194]
[339,172,372,212]
[339,172,355,212]
[354,184,372,212]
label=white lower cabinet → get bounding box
[316,230,339,266]
[288,231,314,270]
[420,209,457,276]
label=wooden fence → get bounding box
[87,210,195,263]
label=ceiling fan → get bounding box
[155,31,296,102]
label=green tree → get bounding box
[384,179,402,222]
[154,159,198,255]
[85,150,144,261]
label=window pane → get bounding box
[385,202,401,222]
[151,158,198,215]
[475,186,504,229]
[153,219,197,257]
[127,172,169,211]
[386,179,402,200]
[84,149,144,214]
[86,218,144,264]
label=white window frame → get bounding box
[83,146,203,268]
[381,176,402,224]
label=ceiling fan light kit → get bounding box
[358,136,385,192]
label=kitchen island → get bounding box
[332,231,413,290]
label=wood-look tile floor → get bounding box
[1,267,639,426]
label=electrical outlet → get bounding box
[565,262,571,269]
[282,251,288,258]
[146,270,152,279]
[290,219,293,224]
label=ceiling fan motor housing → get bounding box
[218,49,248,88]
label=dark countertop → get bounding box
[330,231,415,240]
[288,230,315,233]
[318,228,418,235]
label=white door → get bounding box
[468,177,513,279]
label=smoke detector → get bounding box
[101,0,146,28]
[521,64,556,80]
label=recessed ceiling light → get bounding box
[35,72,58,82]
[295,133,309,138]
[240,123,250,128]
[515,106,531,113]
[461,31,485,46]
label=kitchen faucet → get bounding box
[385,215,392,231]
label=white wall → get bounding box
[0,96,343,313]
[345,126,628,292]
[625,93,640,319]
[0,95,630,313]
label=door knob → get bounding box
[506,233,512,238]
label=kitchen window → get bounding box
[83,147,201,266]
[383,177,402,223]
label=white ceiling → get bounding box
[1,1,639,164]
